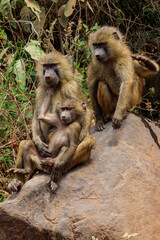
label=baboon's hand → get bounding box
[132,54,146,67]
[51,167,61,183]
[95,120,105,131]
[79,131,87,142]
[41,158,55,167]
[36,141,52,157]
[7,168,16,174]
[49,168,61,192]
[49,180,58,193]
[7,168,26,175]
[112,117,122,129]
[8,179,23,192]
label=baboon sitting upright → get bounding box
[87,26,159,131]
[38,93,88,191]
[8,50,95,192]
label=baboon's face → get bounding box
[89,27,121,62]
[57,101,86,125]
[93,43,111,62]
[58,107,75,125]
[43,64,59,87]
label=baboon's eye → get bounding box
[93,43,107,49]
[99,43,107,48]
[61,107,72,111]
[50,64,58,69]
[66,107,72,111]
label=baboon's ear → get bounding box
[112,31,120,40]
[66,54,73,65]
[88,32,94,40]
[82,102,87,110]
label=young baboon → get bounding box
[38,94,88,192]
[87,26,159,131]
[8,50,95,192]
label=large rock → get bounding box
[0,113,160,240]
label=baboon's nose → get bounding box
[45,76,50,81]
[95,54,105,61]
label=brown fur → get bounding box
[39,97,88,192]
[8,50,95,192]
[87,26,159,130]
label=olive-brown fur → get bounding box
[87,26,159,131]
[8,50,95,192]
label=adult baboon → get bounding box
[87,26,159,131]
[8,50,95,192]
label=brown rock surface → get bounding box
[0,113,160,240]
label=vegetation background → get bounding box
[0,0,159,202]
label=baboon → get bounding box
[87,26,159,131]
[38,94,88,191]
[8,96,88,192]
[8,50,95,192]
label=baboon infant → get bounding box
[87,26,159,131]
[38,91,87,191]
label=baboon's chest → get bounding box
[39,92,63,142]
[100,64,120,94]
[50,130,69,148]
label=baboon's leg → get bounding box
[8,140,41,175]
[49,136,95,193]
[8,140,41,192]
[132,54,159,78]
[41,146,68,167]
[97,81,115,121]
[62,135,95,173]
[130,77,145,107]
[8,140,29,182]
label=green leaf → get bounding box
[0,47,9,60]
[0,0,16,28]
[24,0,41,20]
[82,88,89,95]
[64,0,76,17]
[25,110,32,119]
[58,5,68,28]
[20,6,32,32]
[13,59,26,90]
[33,7,46,34]
[24,40,45,61]
[122,233,129,238]
[83,23,88,29]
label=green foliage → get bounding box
[0,0,16,28]
[0,193,6,202]
[0,25,37,182]
[0,149,12,168]
[24,40,45,61]
[92,237,98,240]
[24,0,41,20]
